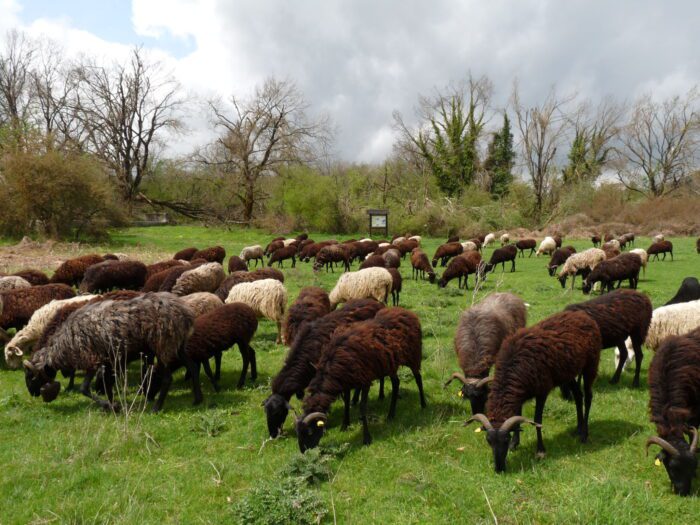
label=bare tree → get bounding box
[72,47,184,202]
[615,88,700,196]
[511,83,574,221]
[0,29,36,130]
[393,74,493,196]
[203,78,332,223]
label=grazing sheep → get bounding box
[359,254,386,270]
[299,241,332,262]
[171,262,226,296]
[351,241,379,262]
[265,240,285,257]
[4,294,98,368]
[391,236,406,245]
[557,248,606,289]
[79,260,148,293]
[382,249,401,269]
[0,276,31,293]
[179,292,223,317]
[314,245,352,273]
[565,289,652,388]
[225,279,287,344]
[665,277,700,306]
[145,260,186,279]
[227,255,248,274]
[432,242,464,268]
[536,236,557,257]
[264,298,385,438]
[173,247,198,261]
[328,267,393,309]
[410,248,436,283]
[591,235,601,247]
[438,252,483,290]
[408,235,422,244]
[12,269,49,286]
[240,245,265,268]
[143,266,182,293]
[268,245,297,268]
[646,327,700,496]
[481,244,518,275]
[0,284,75,342]
[469,238,484,252]
[49,254,105,286]
[515,239,536,257]
[295,233,309,242]
[103,253,130,261]
[157,261,207,293]
[628,248,648,276]
[283,287,331,346]
[447,235,460,243]
[603,239,621,252]
[296,307,426,451]
[283,238,298,248]
[621,233,635,247]
[466,311,602,472]
[483,233,496,248]
[582,253,642,294]
[696,237,700,254]
[23,293,196,412]
[604,233,615,242]
[191,246,226,264]
[653,234,664,243]
[500,233,510,246]
[387,268,402,306]
[603,245,621,260]
[648,240,674,261]
[547,246,576,277]
[553,235,563,248]
[215,268,284,301]
[445,293,527,415]
[461,241,478,252]
[396,239,419,258]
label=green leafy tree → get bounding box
[484,113,515,198]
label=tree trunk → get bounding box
[243,179,255,224]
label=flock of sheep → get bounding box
[0,231,699,495]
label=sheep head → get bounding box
[296,411,327,452]
[4,344,24,369]
[263,393,293,439]
[646,428,698,496]
[23,360,59,402]
[466,414,540,473]
[445,374,492,415]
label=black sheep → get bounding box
[646,326,700,496]
[438,252,482,290]
[582,253,642,294]
[466,310,602,472]
[263,298,384,438]
[79,260,148,293]
[360,254,386,270]
[648,240,674,261]
[565,289,652,387]
[665,277,700,306]
[482,244,518,275]
[267,245,297,268]
[515,239,536,257]
[591,235,601,247]
[547,246,576,277]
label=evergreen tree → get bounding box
[484,113,515,198]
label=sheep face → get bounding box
[485,429,513,473]
[296,413,327,452]
[23,361,57,400]
[461,383,490,416]
[656,448,697,496]
[263,393,290,438]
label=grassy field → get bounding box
[1,227,699,524]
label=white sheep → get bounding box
[615,299,700,371]
[557,248,606,288]
[179,292,223,317]
[359,238,373,242]
[629,248,648,276]
[483,233,496,248]
[225,278,287,344]
[536,236,557,256]
[603,239,621,251]
[653,234,664,243]
[378,242,391,248]
[4,294,98,368]
[408,235,422,245]
[461,241,478,252]
[171,262,225,296]
[239,245,265,267]
[392,236,406,246]
[328,267,393,309]
[0,276,31,293]
[282,239,297,247]
[500,233,510,246]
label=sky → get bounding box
[2,0,699,162]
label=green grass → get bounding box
[1,228,699,524]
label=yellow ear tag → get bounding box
[474,427,482,433]
[316,420,325,428]
[457,391,463,397]
[654,458,661,467]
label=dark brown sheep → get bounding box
[79,260,148,293]
[648,240,674,261]
[547,246,577,277]
[157,263,205,293]
[482,244,518,275]
[696,237,699,254]
[438,252,482,290]
[382,249,401,269]
[604,233,615,242]
[313,245,351,273]
[467,310,602,472]
[12,269,49,286]
[299,241,332,262]
[146,260,185,279]
[191,246,226,264]
[447,235,460,243]
[387,268,402,306]
[0,284,75,339]
[582,253,642,294]
[410,248,436,283]
[432,242,463,268]
[515,239,536,257]
[142,268,176,292]
[49,254,105,286]
[359,254,386,270]
[396,239,419,258]
[297,307,425,451]
[268,245,297,268]
[295,233,309,242]
[565,289,652,387]
[591,235,601,247]
[553,235,563,248]
[265,240,285,257]
[352,241,379,262]
[173,247,198,261]
[263,298,385,438]
[646,326,700,495]
[214,268,284,300]
[603,245,621,259]
[227,255,248,274]
[283,287,331,347]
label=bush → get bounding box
[232,478,327,525]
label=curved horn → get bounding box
[500,416,541,433]
[475,376,493,389]
[464,413,494,431]
[687,426,698,454]
[23,360,36,372]
[444,372,469,387]
[301,412,328,425]
[645,436,680,457]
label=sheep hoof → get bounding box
[536,451,546,460]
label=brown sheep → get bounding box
[49,254,105,286]
[173,247,198,261]
[283,287,331,346]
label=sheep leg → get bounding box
[180,344,203,406]
[631,340,643,388]
[247,344,257,381]
[236,344,250,389]
[378,377,385,400]
[464,275,469,290]
[341,389,351,431]
[567,380,584,437]
[352,387,361,405]
[359,385,372,446]
[0,327,10,343]
[276,323,282,344]
[411,370,426,408]
[534,395,547,457]
[387,375,400,420]
[152,366,175,412]
[202,359,220,392]
[214,351,222,381]
[80,369,111,411]
[510,259,515,272]
[510,406,522,450]
[64,370,76,392]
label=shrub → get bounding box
[232,478,327,525]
